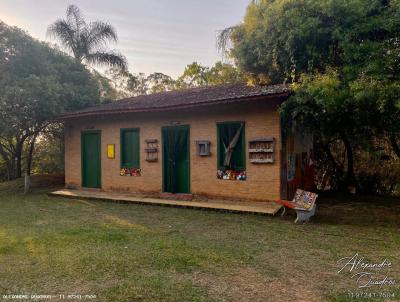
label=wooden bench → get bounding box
[277,189,318,223]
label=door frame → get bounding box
[161,125,190,193]
[81,130,102,188]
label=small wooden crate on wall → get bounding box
[196,140,211,156]
[249,137,275,163]
[145,139,159,162]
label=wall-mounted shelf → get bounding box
[249,138,275,164]
[145,139,158,144]
[145,139,159,162]
[250,158,274,164]
[249,148,274,153]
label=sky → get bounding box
[0,0,249,78]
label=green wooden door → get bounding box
[81,131,101,188]
[162,125,190,193]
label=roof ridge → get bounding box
[115,81,249,103]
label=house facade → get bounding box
[62,83,313,202]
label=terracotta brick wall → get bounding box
[65,98,283,201]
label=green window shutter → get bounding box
[217,122,245,171]
[121,129,140,168]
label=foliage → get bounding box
[355,147,400,195]
[176,61,243,89]
[221,0,400,192]
[106,68,159,97]
[28,124,65,175]
[351,76,400,158]
[91,70,120,102]
[175,62,210,88]
[221,0,400,83]
[0,21,101,180]
[47,5,127,70]
[146,72,176,94]
[281,71,360,185]
[105,61,243,97]
[30,138,65,175]
[207,61,244,86]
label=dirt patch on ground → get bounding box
[190,267,323,302]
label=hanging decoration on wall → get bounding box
[196,140,211,156]
[107,144,115,159]
[120,168,141,177]
[287,154,296,181]
[217,169,246,181]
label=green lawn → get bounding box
[0,180,399,302]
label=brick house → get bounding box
[61,83,313,202]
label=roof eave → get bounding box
[58,91,291,120]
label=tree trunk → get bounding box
[15,154,22,178]
[390,133,400,158]
[0,145,13,180]
[10,154,16,180]
[5,160,13,180]
[16,156,22,178]
[14,131,32,178]
[26,134,38,176]
[15,139,24,179]
[324,142,344,173]
[341,133,355,185]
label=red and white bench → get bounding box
[277,189,318,223]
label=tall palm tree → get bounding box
[47,5,127,70]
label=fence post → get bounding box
[24,174,30,194]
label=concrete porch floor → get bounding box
[50,189,283,216]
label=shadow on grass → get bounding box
[306,193,400,228]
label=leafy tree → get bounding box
[91,70,120,102]
[105,61,243,97]
[207,61,244,86]
[146,72,175,94]
[29,124,65,175]
[220,0,400,190]
[47,5,127,70]
[176,61,243,89]
[106,69,174,97]
[280,70,358,185]
[0,21,101,179]
[219,0,400,83]
[106,68,149,97]
[176,62,210,88]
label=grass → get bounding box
[0,179,399,301]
